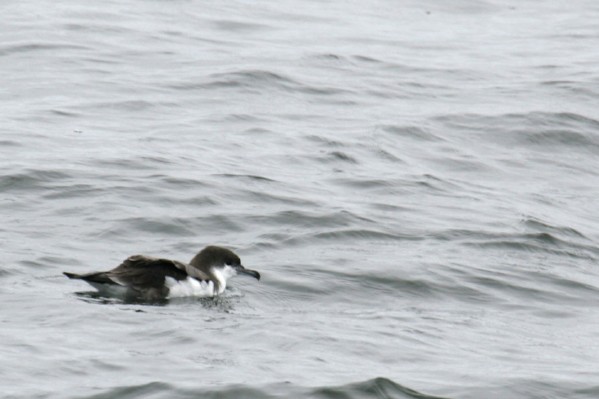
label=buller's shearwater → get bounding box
[64,246,260,300]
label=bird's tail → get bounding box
[63,271,116,285]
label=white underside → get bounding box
[82,265,238,299]
[165,276,217,298]
[166,266,236,298]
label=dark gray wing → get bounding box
[106,255,189,289]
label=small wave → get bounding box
[0,169,72,192]
[72,377,449,399]
[197,69,297,90]
[311,229,403,241]
[73,381,171,399]
[97,216,198,238]
[211,19,270,33]
[121,212,260,238]
[149,175,213,188]
[48,109,80,118]
[472,233,598,260]
[233,189,320,207]
[522,217,587,239]
[251,209,373,229]
[215,173,278,183]
[172,69,351,97]
[329,175,457,195]
[305,134,344,147]
[379,124,443,142]
[0,139,22,147]
[0,42,90,57]
[326,151,359,164]
[20,256,80,270]
[430,228,599,259]
[42,183,101,200]
[89,156,177,171]
[222,113,264,122]
[435,112,599,153]
[540,79,598,99]
[0,268,15,279]
[310,377,450,399]
[330,177,393,190]
[277,229,409,248]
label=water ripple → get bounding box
[71,377,449,399]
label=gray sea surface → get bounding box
[2,1,599,398]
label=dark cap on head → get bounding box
[190,246,260,280]
[190,246,240,268]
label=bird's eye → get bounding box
[226,258,240,267]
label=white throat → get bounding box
[211,265,237,294]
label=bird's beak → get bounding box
[236,265,261,280]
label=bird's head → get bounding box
[190,246,261,282]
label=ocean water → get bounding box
[2,1,599,398]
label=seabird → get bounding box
[64,246,260,300]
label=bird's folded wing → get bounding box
[108,255,190,289]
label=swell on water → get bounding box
[73,377,449,399]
